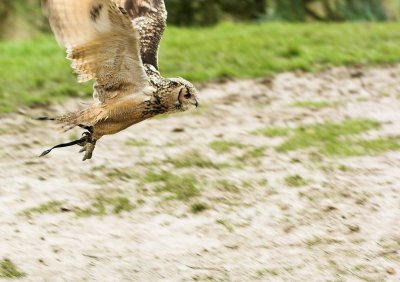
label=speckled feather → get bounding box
[115,0,167,69]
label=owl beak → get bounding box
[192,98,199,108]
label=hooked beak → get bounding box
[192,98,199,108]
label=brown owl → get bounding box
[39,0,199,161]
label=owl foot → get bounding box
[79,133,97,161]
[39,131,96,161]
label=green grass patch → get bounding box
[167,151,226,169]
[320,137,400,157]
[209,140,246,153]
[162,22,400,82]
[253,127,291,137]
[76,196,135,217]
[216,219,234,232]
[285,174,311,187]
[143,171,200,200]
[215,179,240,193]
[89,166,138,184]
[273,119,399,157]
[3,22,400,112]
[0,258,25,279]
[125,139,148,147]
[257,268,279,278]
[22,200,64,217]
[285,175,311,187]
[190,202,209,214]
[235,146,267,165]
[292,100,337,109]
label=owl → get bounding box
[39,0,199,161]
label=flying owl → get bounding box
[39,0,199,161]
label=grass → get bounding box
[292,100,338,109]
[22,197,135,218]
[89,166,138,184]
[209,140,246,153]
[258,119,400,157]
[190,202,209,214]
[76,196,135,217]
[235,146,267,165]
[256,268,279,278]
[0,258,25,278]
[125,139,148,147]
[253,127,291,137]
[22,200,63,217]
[166,151,225,169]
[216,219,234,232]
[285,175,311,187]
[143,171,200,200]
[215,179,240,193]
[2,22,400,112]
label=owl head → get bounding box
[168,77,199,111]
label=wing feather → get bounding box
[114,0,167,69]
[44,0,150,102]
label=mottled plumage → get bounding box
[39,0,198,161]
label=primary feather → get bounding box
[44,0,149,102]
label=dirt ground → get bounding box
[1,65,400,281]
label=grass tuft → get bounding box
[215,179,240,193]
[209,140,246,153]
[0,258,25,278]
[253,127,291,138]
[167,151,224,169]
[235,146,267,165]
[143,171,200,200]
[22,200,63,217]
[190,202,209,214]
[125,139,148,147]
[76,196,135,217]
[216,219,234,232]
[272,119,399,157]
[285,175,311,187]
[292,100,337,109]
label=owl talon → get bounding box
[81,143,96,161]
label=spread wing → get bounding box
[43,0,150,103]
[114,0,167,69]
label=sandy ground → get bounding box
[1,65,400,281]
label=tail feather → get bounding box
[35,104,105,132]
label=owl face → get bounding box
[169,77,199,111]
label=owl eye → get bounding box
[184,93,192,99]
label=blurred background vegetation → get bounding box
[0,0,400,112]
[1,0,399,39]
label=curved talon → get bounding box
[81,143,96,161]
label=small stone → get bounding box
[60,206,72,212]
[386,267,396,275]
[172,128,184,133]
[348,224,360,233]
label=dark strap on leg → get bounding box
[39,138,85,157]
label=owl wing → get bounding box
[43,0,150,103]
[114,0,167,69]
